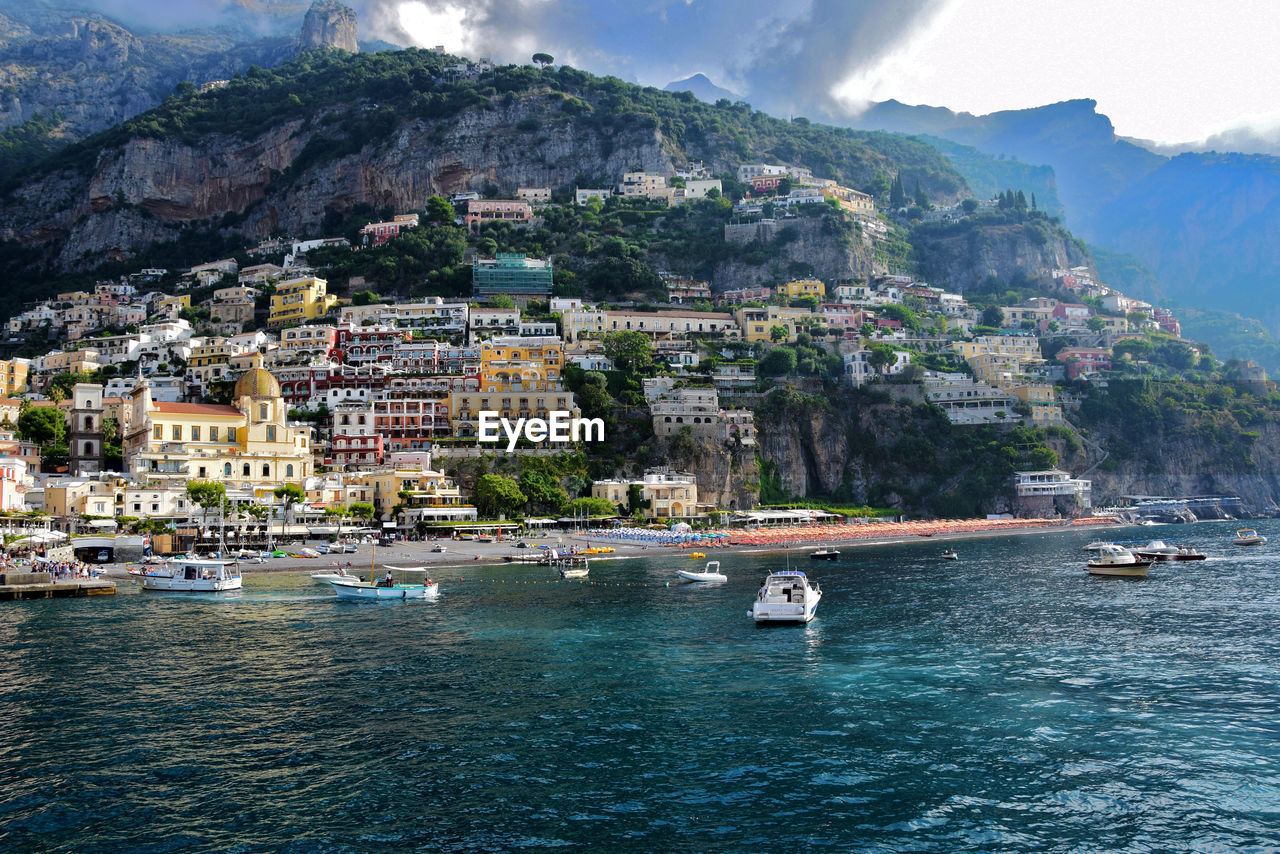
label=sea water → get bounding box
[2,520,1280,852]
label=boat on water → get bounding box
[1083,541,1110,551]
[677,560,727,583]
[1234,529,1268,546]
[503,553,545,563]
[327,566,439,600]
[309,567,362,585]
[688,551,706,559]
[1133,540,1181,561]
[809,548,840,561]
[1170,547,1207,561]
[559,562,589,579]
[1086,545,1152,577]
[940,548,959,560]
[750,570,822,623]
[135,558,242,592]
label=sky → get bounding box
[375,0,1280,150]
[63,0,1280,150]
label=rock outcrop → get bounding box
[300,1,358,53]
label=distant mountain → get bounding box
[853,98,1280,335]
[919,135,1065,219]
[664,73,741,105]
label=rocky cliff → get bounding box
[0,51,966,275]
[655,434,760,512]
[708,215,879,291]
[910,217,1093,294]
[301,1,358,53]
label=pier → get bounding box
[0,572,116,601]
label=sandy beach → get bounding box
[100,516,1121,578]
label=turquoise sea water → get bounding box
[3,520,1280,852]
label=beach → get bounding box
[101,516,1121,577]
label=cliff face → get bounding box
[301,1,358,53]
[709,216,879,291]
[656,434,760,511]
[910,219,1092,293]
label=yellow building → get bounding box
[155,295,191,318]
[123,354,313,498]
[591,470,702,518]
[733,305,816,343]
[354,467,475,524]
[480,336,564,391]
[187,338,235,386]
[779,279,826,300]
[0,359,29,395]
[268,276,338,328]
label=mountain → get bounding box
[853,98,1280,335]
[0,48,966,289]
[919,135,1065,219]
[664,73,740,105]
[0,0,357,177]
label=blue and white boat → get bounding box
[750,570,821,623]
[326,566,439,600]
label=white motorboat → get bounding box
[136,558,242,592]
[1133,540,1181,560]
[750,570,821,623]
[1234,529,1268,546]
[677,560,727,583]
[809,548,840,561]
[940,548,959,560]
[1086,545,1152,577]
[559,564,589,579]
[328,565,439,600]
[1083,541,1110,551]
[310,567,363,585]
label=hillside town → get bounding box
[0,162,1232,551]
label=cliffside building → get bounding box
[472,254,553,298]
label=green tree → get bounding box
[349,502,376,528]
[769,325,789,343]
[867,344,899,377]
[602,330,657,374]
[274,483,305,526]
[474,474,526,519]
[566,496,616,518]
[759,347,797,376]
[17,406,64,448]
[186,480,227,530]
[489,294,515,309]
[1087,316,1107,333]
[425,195,454,224]
[890,172,907,208]
[352,290,380,306]
[626,483,650,518]
[532,52,554,66]
[980,305,1005,327]
[518,470,569,514]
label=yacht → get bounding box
[1086,545,1152,578]
[809,548,840,561]
[136,558,242,592]
[1234,529,1268,546]
[750,570,822,623]
[677,560,727,583]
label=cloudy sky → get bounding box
[373,0,1280,149]
[79,0,1280,150]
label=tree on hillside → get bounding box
[867,344,900,377]
[602,330,657,375]
[425,195,454,224]
[474,474,526,519]
[890,173,907,209]
[532,53,554,67]
[980,305,1005,327]
[17,406,64,449]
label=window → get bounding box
[262,464,270,477]
[191,426,200,441]
[224,463,232,476]
[210,426,218,442]
[153,425,162,440]
[266,426,276,442]
[172,425,181,440]
[286,464,294,478]
[259,404,268,420]
[243,463,250,477]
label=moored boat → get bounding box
[940,548,959,560]
[1133,540,1181,561]
[677,560,727,583]
[809,548,840,561]
[136,558,242,592]
[1234,529,1267,546]
[310,566,362,585]
[327,566,439,600]
[1086,545,1152,577]
[559,562,589,579]
[750,570,821,623]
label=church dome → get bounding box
[233,353,281,400]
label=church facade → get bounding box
[123,354,314,498]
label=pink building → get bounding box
[360,214,420,247]
[1057,347,1112,379]
[463,200,533,231]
